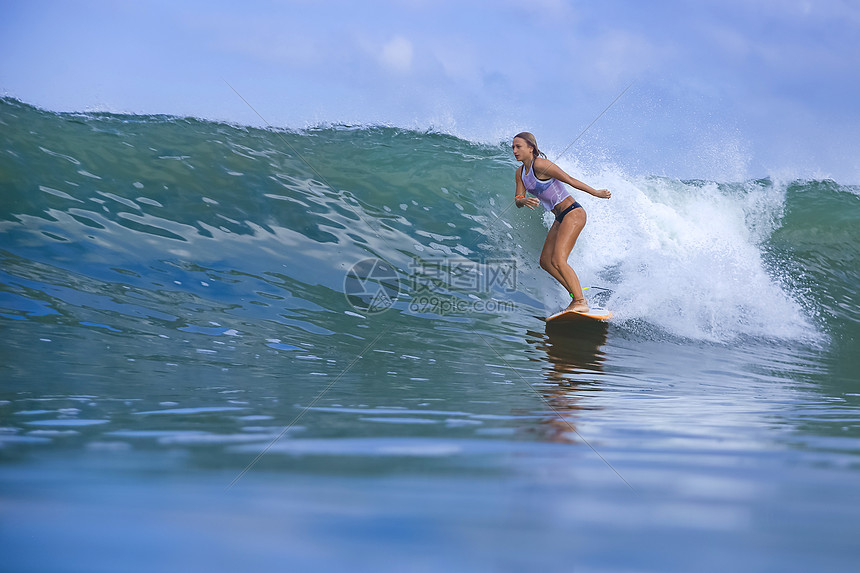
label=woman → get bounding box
[512,132,611,313]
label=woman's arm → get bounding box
[534,158,612,199]
[514,166,539,209]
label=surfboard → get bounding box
[546,307,612,323]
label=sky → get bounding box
[2,0,859,182]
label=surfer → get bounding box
[512,132,611,313]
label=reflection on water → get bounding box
[540,321,608,380]
[522,322,609,442]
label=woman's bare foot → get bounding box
[566,298,589,313]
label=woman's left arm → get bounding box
[538,159,612,199]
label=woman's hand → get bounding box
[516,196,540,209]
[593,189,611,199]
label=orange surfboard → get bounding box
[546,307,612,324]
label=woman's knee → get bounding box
[539,256,553,272]
[550,255,569,272]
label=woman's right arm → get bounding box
[514,167,538,209]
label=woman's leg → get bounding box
[549,208,588,311]
[540,223,568,288]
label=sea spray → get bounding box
[572,172,811,341]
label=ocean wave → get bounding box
[2,96,856,346]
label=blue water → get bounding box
[1,97,859,572]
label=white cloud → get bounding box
[589,29,661,84]
[380,36,414,72]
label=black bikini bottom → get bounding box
[555,201,582,223]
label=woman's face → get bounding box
[512,137,531,162]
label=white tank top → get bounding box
[521,161,571,212]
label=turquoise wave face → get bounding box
[768,180,860,328]
[1,96,857,347]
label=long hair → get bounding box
[514,132,546,159]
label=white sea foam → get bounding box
[543,161,815,342]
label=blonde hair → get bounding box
[514,132,546,159]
